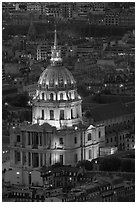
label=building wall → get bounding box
[10,123,105,169]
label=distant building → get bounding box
[37,43,51,61]
[2,83,18,100]
[65,174,135,202]
[23,83,37,97]
[9,11,31,25]
[104,9,135,27]
[2,65,6,81]
[40,166,80,188]
[27,2,42,13]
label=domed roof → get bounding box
[37,28,76,90]
[38,65,76,90]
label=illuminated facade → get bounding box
[33,29,82,129]
[10,123,105,170]
[9,29,105,179]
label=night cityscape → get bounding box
[2,2,135,202]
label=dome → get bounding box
[38,65,76,90]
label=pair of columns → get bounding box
[27,132,42,146]
[14,151,46,168]
[27,152,45,167]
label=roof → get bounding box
[40,165,79,173]
[38,65,76,90]
[89,101,134,123]
[20,122,54,132]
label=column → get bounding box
[38,133,40,146]
[39,153,41,167]
[42,132,45,147]
[26,132,28,145]
[79,104,82,117]
[31,152,33,167]
[45,153,46,165]
[42,153,45,166]
[31,132,33,145]
[11,150,15,166]
[26,152,29,167]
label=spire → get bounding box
[50,26,62,66]
[54,28,57,49]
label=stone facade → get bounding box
[10,123,105,169]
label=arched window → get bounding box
[74,137,77,144]
[42,93,44,100]
[74,91,77,99]
[60,93,63,100]
[59,137,63,145]
[89,149,91,159]
[50,93,54,101]
[69,92,71,99]
[41,109,44,120]
[88,133,91,141]
[17,135,20,143]
[60,110,64,120]
[99,131,101,138]
[50,110,54,120]
[71,109,73,119]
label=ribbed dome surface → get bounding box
[38,65,76,90]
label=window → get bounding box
[60,110,64,120]
[41,109,44,120]
[89,149,91,159]
[111,138,112,142]
[50,110,54,120]
[17,135,20,142]
[60,93,63,100]
[50,93,54,101]
[60,155,63,164]
[74,91,77,99]
[28,132,31,145]
[74,154,78,163]
[107,139,109,143]
[59,137,63,145]
[69,92,71,99]
[71,109,73,119]
[88,133,91,141]
[42,93,44,100]
[39,133,42,146]
[16,151,20,162]
[74,137,77,144]
[99,131,101,138]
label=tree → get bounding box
[9,92,30,107]
[99,157,121,171]
[77,83,89,97]
[121,159,135,172]
[51,162,63,168]
[84,110,92,118]
[76,160,93,171]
